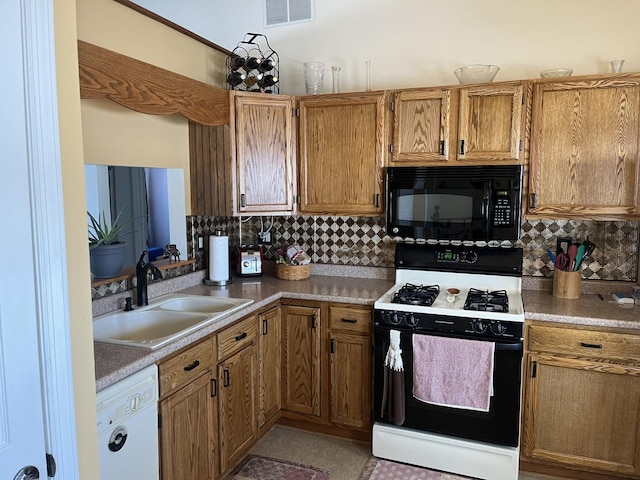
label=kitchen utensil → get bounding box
[582,237,596,257]
[556,237,572,255]
[573,244,586,271]
[567,244,578,271]
[547,248,556,264]
[555,252,569,271]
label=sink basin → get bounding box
[93,294,254,349]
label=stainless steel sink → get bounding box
[93,294,254,349]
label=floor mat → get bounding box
[358,457,472,480]
[229,454,329,480]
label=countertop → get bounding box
[94,270,640,391]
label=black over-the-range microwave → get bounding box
[385,165,523,242]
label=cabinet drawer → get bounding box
[218,315,257,360]
[329,305,372,334]
[158,337,215,398]
[527,324,640,362]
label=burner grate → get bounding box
[464,288,509,312]
[391,283,440,307]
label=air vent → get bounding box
[264,0,314,27]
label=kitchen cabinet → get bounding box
[217,315,258,476]
[522,322,640,478]
[389,82,524,165]
[189,91,295,216]
[328,304,373,431]
[232,92,296,215]
[297,92,386,215]
[158,338,217,480]
[281,304,322,417]
[527,74,640,219]
[258,306,281,429]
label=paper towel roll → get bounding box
[209,234,229,282]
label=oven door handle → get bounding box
[375,326,522,351]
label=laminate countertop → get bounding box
[93,271,639,391]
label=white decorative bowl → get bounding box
[454,64,500,84]
[540,68,573,78]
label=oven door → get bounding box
[374,325,523,447]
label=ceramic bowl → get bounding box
[539,68,573,78]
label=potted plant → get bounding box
[88,209,132,279]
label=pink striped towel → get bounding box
[412,335,495,412]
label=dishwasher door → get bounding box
[97,364,159,480]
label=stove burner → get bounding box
[391,283,440,307]
[464,288,509,312]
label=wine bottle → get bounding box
[226,71,246,87]
[244,73,263,87]
[244,56,260,71]
[257,74,278,88]
[228,56,245,71]
[257,58,275,73]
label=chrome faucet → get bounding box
[136,250,163,306]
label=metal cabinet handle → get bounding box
[183,360,200,372]
[375,193,380,208]
[262,319,268,335]
[580,342,603,349]
[311,314,317,329]
[223,369,230,387]
[235,332,248,342]
[240,193,246,208]
[439,140,445,155]
[530,193,537,209]
[210,378,217,397]
[341,318,357,324]
[330,338,335,353]
[460,139,465,155]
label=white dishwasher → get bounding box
[97,364,159,480]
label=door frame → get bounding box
[22,0,80,476]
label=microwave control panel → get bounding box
[491,190,514,227]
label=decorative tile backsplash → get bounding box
[189,215,639,282]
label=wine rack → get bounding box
[226,33,280,94]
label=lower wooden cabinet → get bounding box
[522,322,640,478]
[281,304,322,417]
[258,307,281,428]
[328,304,373,431]
[158,338,217,480]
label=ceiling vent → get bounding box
[264,0,314,27]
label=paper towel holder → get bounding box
[203,230,233,287]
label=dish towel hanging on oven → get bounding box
[412,334,495,412]
[381,330,405,425]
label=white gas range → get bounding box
[372,242,525,480]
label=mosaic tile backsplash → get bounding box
[188,216,639,282]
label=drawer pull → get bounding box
[341,318,358,324]
[183,360,200,371]
[235,332,248,342]
[580,342,603,349]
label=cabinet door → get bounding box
[528,76,640,218]
[329,332,372,430]
[281,305,321,416]
[457,83,523,163]
[218,345,257,475]
[258,307,281,427]
[234,93,296,214]
[159,372,217,480]
[391,88,454,164]
[522,353,640,477]
[298,92,385,215]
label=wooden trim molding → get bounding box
[78,40,230,126]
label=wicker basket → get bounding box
[275,263,311,281]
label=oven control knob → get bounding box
[472,319,487,333]
[406,314,418,327]
[389,311,401,325]
[491,321,506,335]
[464,251,478,264]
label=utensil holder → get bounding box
[552,269,582,299]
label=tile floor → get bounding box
[247,425,573,480]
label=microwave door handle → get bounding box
[483,186,491,237]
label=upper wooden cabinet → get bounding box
[389,82,525,166]
[232,92,296,215]
[298,92,386,215]
[527,74,640,219]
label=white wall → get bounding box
[131,0,640,95]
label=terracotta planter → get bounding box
[89,242,126,279]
